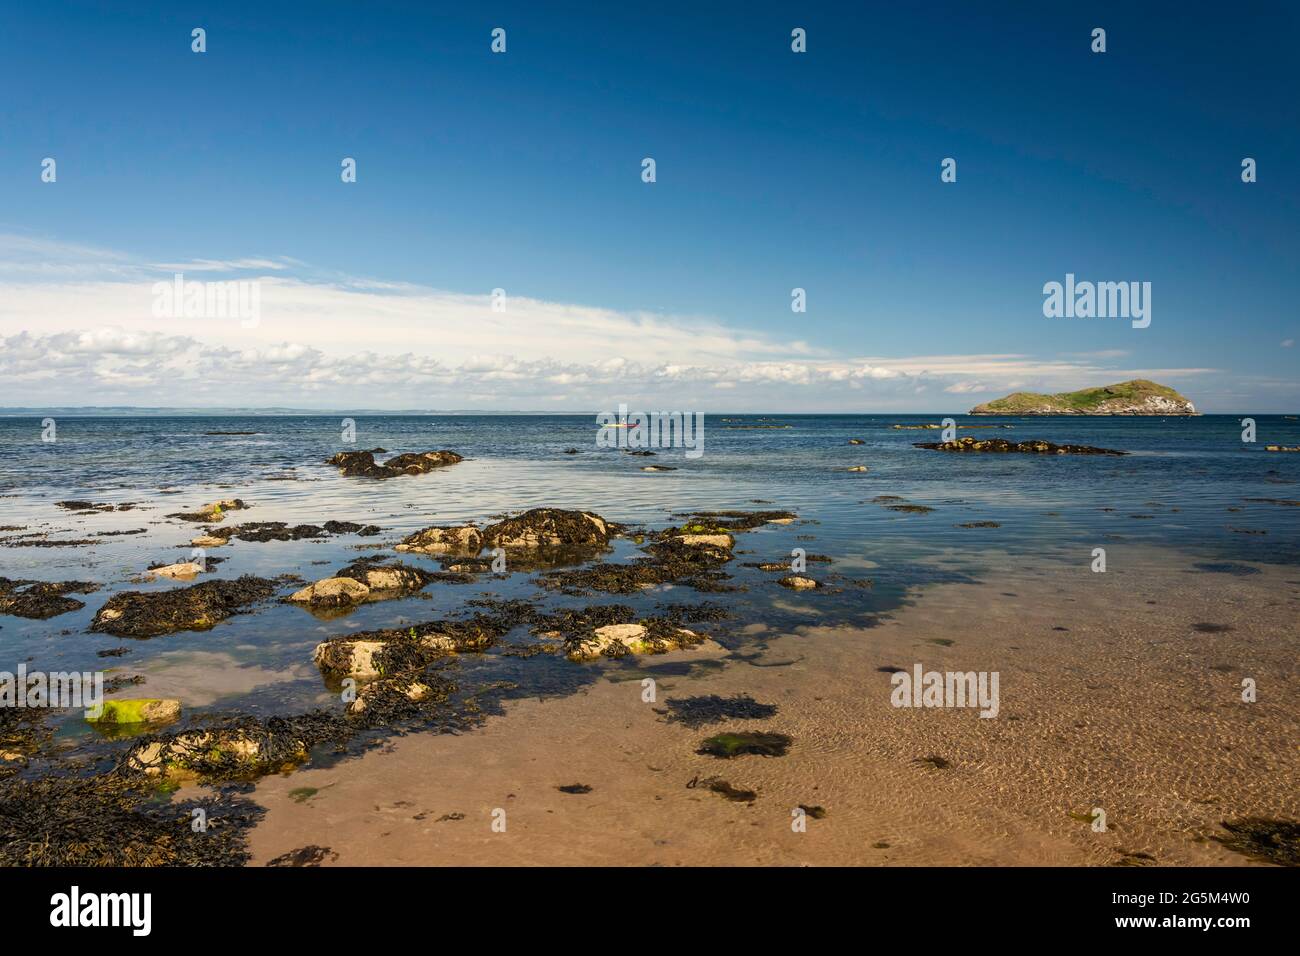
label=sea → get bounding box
[1,413,1296,768]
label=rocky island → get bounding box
[969,379,1195,416]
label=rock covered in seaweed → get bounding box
[397,508,613,559]
[289,561,435,608]
[0,578,99,619]
[124,724,309,780]
[288,577,371,608]
[327,448,463,479]
[91,576,278,637]
[482,508,612,549]
[913,437,1126,455]
[312,619,501,682]
[396,525,484,555]
[562,620,706,662]
[191,520,380,546]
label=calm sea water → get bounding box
[1,413,1296,761]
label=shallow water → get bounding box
[1,413,1297,767]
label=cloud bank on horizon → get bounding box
[0,233,1225,412]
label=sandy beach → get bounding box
[246,547,1299,867]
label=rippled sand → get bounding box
[247,549,1299,866]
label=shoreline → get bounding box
[246,548,1299,866]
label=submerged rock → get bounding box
[914,437,1126,455]
[327,448,463,479]
[0,578,99,619]
[91,576,278,637]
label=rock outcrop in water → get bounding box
[914,437,1126,456]
[288,561,436,608]
[969,379,1195,416]
[398,509,614,559]
[91,576,279,637]
[327,448,463,479]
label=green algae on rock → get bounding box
[86,698,182,726]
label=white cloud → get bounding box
[0,233,1218,410]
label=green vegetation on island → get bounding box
[969,380,1196,416]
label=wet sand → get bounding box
[247,549,1299,866]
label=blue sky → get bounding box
[0,1,1296,411]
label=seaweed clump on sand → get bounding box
[90,575,278,637]
[0,773,261,866]
[0,577,99,619]
[688,775,756,803]
[327,448,463,479]
[913,437,1126,455]
[697,731,792,758]
[663,694,778,729]
[1213,818,1300,867]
